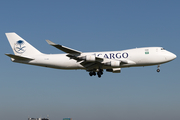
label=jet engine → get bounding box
[79,55,96,62]
[106,68,121,73]
[104,61,120,67]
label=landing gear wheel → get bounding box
[97,72,101,78]
[157,69,160,72]
[89,71,96,76]
[97,69,103,78]
[157,65,160,73]
[93,71,96,76]
[89,72,93,76]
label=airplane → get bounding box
[5,32,177,78]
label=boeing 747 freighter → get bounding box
[5,33,177,78]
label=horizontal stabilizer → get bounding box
[5,54,34,61]
[46,40,82,54]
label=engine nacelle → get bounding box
[80,55,96,62]
[104,61,120,67]
[86,55,96,61]
[106,68,121,73]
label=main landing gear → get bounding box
[157,65,160,72]
[89,69,103,78]
[89,71,96,76]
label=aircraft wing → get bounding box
[46,40,82,54]
[46,40,129,70]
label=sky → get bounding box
[0,0,180,120]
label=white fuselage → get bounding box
[12,47,176,70]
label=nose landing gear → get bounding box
[157,65,160,72]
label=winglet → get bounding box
[46,40,56,46]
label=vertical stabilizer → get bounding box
[5,32,42,56]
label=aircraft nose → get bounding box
[172,53,177,59]
[165,52,177,61]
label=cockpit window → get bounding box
[161,48,165,50]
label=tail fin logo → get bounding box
[14,40,26,54]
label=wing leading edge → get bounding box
[46,40,82,54]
